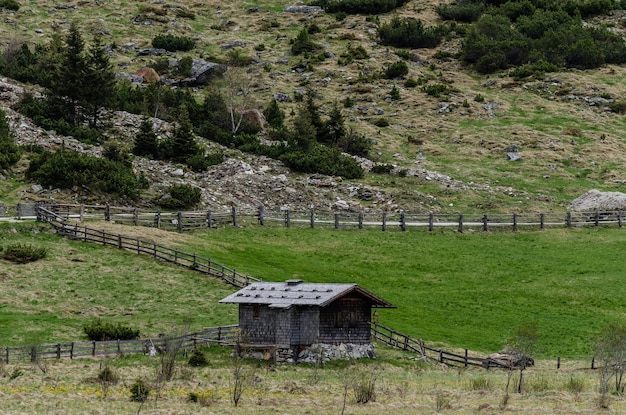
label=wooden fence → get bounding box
[35,206,259,288]
[1,326,239,364]
[4,202,626,233]
[371,322,511,369]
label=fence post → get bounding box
[177,212,183,232]
[513,213,518,231]
[231,206,237,227]
[56,344,61,359]
[155,209,161,229]
[92,341,96,357]
[566,211,571,228]
[358,212,363,229]
[591,356,595,369]
[5,347,8,364]
[117,339,121,355]
[101,229,106,245]
[310,208,315,229]
[193,254,197,269]
[79,204,84,222]
[70,342,74,360]
[465,349,468,368]
[17,203,22,220]
[382,212,387,231]
[540,213,545,229]
[400,213,406,231]
[439,350,443,363]
[285,211,291,228]
[334,213,339,229]
[118,235,122,249]
[458,215,463,233]
[136,239,140,254]
[174,249,178,264]
[557,357,560,369]
[429,213,434,232]
[133,208,139,226]
[105,203,110,221]
[482,214,488,232]
[595,210,600,227]
[153,243,157,258]
[619,211,623,228]
[258,206,264,226]
[207,210,212,228]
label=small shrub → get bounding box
[389,85,401,100]
[0,0,20,11]
[2,244,47,263]
[608,100,626,114]
[528,376,550,392]
[130,378,150,402]
[353,375,376,403]
[423,84,448,98]
[474,93,485,102]
[397,168,408,177]
[83,320,140,341]
[189,389,218,406]
[9,368,23,381]
[404,78,418,88]
[254,43,266,51]
[373,118,390,127]
[175,8,196,19]
[564,375,585,394]
[343,97,355,108]
[188,348,209,367]
[158,183,202,209]
[371,163,393,174]
[152,34,195,52]
[98,366,119,384]
[383,61,409,79]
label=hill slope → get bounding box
[2,0,626,213]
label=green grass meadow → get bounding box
[2,221,626,360]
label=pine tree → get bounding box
[168,105,200,162]
[0,108,20,170]
[305,90,324,139]
[133,117,160,159]
[48,22,88,126]
[263,98,285,129]
[289,105,316,150]
[319,101,346,146]
[84,34,116,128]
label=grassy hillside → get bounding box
[3,220,626,360]
[2,0,626,212]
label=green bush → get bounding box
[291,29,320,55]
[152,34,195,52]
[280,143,363,179]
[371,163,393,174]
[158,184,202,209]
[188,348,209,367]
[436,2,485,22]
[26,149,140,198]
[83,320,140,341]
[0,109,20,170]
[314,0,411,15]
[130,378,150,402]
[423,84,449,97]
[383,61,409,79]
[0,0,20,11]
[2,244,47,264]
[186,151,224,172]
[373,118,390,127]
[378,17,446,48]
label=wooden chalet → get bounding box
[219,280,393,362]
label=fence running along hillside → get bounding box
[371,323,511,369]
[35,206,258,288]
[3,202,626,232]
[1,326,239,364]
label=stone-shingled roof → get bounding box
[219,280,393,309]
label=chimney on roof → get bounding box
[285,279,303,286]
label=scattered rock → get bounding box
[284,6,324,14]
[134,67,160,84]
[568,189,626,211]
[507,152,522,161]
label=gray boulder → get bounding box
[177,60,227,86]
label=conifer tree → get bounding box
[50,21,88,126]
[133,117,160,159]
[0,108,20,170]
[289,105,316,150]
[168,105,200,162]
[85,34,116,128]
[319,101,346,146]
[263,98,285,129]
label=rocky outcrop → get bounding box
[568,189,626,211]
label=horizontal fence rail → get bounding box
[1,326,239,364]
[35,206,258,288]
[3,203,626,233]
